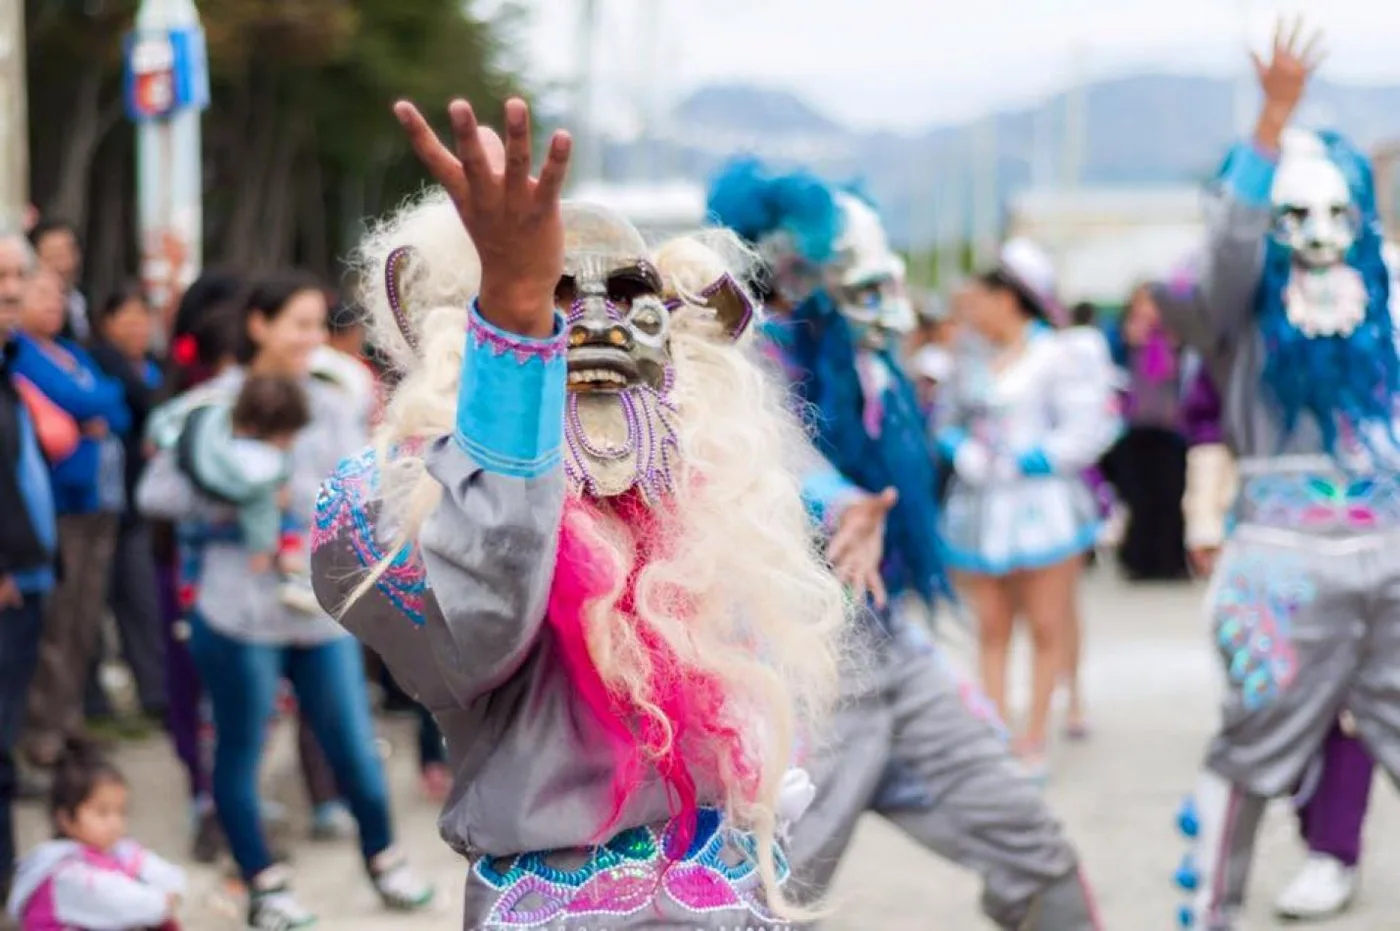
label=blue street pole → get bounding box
[125,0,208,338]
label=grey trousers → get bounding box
[1182,527,1400,929]
[788,625,1097,929]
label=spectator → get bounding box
[0,235,58,913]
[5,739,186,929]
[87,286,167,724]
[137,273,432,928]
[27,221,87,344]
[310,299,378,429]
[1101,284,1190,581]
[10,267,130,771]
[147,294,243,862]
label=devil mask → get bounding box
[553,202,682,502]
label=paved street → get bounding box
[16,567,1400,929]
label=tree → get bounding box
[25,0,526,306]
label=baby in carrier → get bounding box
[176,374,316,612]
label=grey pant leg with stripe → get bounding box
[1182,529,1400,928]
[788,626,1096,929]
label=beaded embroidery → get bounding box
[313,447,428,625]
[471,808,788,928]
[1212,552,1316,710]
[469,306,568,364]
[1239,472,1400,531]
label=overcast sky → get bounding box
[502,0,1400,130]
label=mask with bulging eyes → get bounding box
[1269,129,1368,338]
[556,202,681,503]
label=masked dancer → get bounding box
[311,99,851,929]
[1160,22,1400,930]
[707,158,1102,930]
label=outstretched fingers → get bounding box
[448,99,496,196]
[394,101,467,202]
[503,98,534,199]
[1300,30,1327,71]
[535,131,574,209]
[1283,13,1304,55]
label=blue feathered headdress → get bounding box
[1253,129,1400,453]
[705,156,842,265]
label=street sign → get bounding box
[123,26,209,122]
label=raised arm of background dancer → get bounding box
[411,302,568,705]
[1158,18,1321,355]
[795,443,865,531]
[1017,336,1124,477]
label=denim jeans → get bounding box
[187,615,393,880]
[0,593,45,886]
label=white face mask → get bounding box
[826,194,914,346]
[1270,130,1368,339]
[1270,131,1358,270]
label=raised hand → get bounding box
[394,97,572,338]
[1251,16,1324,152]
[827,487,898,609]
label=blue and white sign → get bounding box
[123,27,209,121]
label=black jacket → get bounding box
[0,341,53,577]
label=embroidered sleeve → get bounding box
[313,303,569,710]
[455,301,567,478]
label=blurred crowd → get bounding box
[0,220,440,929]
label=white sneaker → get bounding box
[1274,854,1357,920]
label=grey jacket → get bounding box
[311,311,691,859]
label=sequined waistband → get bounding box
[1235,470,1400,534]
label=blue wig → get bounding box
[705,156,842,264]
[1255,130,1400,452]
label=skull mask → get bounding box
[1270,129,1367,338]
[825,193,914,349]
[556,202,680,502]
[1271,130,1359,269]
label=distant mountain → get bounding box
[597,73,1400,246]
[672,84,844,137]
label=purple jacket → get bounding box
[1181,367,1224,448]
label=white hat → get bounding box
[996,237,1061,322]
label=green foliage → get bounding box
[902,241,977,290]
[26,0,525,293]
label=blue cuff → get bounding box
[935,426,968,461]
[801,464,863,531]
[454,301,567,478]
[1017,448,1054,476]
[1219,142,1277,209]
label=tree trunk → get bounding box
[251,119,302,271]
[296,133,329,277]
[46,66,119,229]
